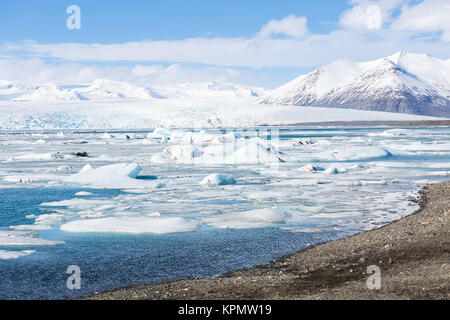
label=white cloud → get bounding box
[257,14,308,39]
[4,28,449,70]
[1,1,450,85]
[339,0,404,30]
[0,58,248,86]
[391,0,450,42]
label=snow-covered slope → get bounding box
[260,52,450,117]
[0,79,264,102]
[153,81,265,99]
[13,84,84,102]
[76,79,163,100]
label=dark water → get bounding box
[0,188,344,300]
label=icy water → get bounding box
[0,126,449,299]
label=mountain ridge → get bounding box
[260,52,450,117]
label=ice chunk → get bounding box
[102,132,114,139]
[162,145,203,162]
[224,138,285,164]
[7,152,65,161]
[369,129,411,137]
[9,224,53,231]
[203,208,290,229]
[56,165,74,172]
[299,164,324,172]
[60,216,200,234]
[64,163,154,189]
[34,214,64,225]
[328,147,391,161]
[147,126,172,139]
[0,230,64,246]
[200,173,236,186]
[0,250,36,260]
[75,191,94,196]
[324,167,339,174]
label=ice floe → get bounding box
[60,216,200,234]
[74,191,94,196]
[64,163,161,189]
[0,230,64,246]
[0,250,36,260]
[203,208,290,229]
[200,173,237,186]
[152,136,284,164]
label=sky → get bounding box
[1,0,450,88]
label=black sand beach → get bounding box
[86,181,449,300]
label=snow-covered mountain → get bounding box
[154,81,265,99]
[13,84,84,102]
[260,52,450,117]
[0,79,264,102]
[76,79,163,100]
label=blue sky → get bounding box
[0,0,449,87]
[0,0,347,42]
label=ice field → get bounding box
[0,125,449,299]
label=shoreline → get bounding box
[86,181,449,300]
[285,119,450,127]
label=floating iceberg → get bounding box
[7,152,66,162]
[0,250,36,260]
[200,173,236,186]
[368,129,411,137]
[152,136,284,165]
[299,164,324,172]
[60,216,200,234]
[63,163,159,189]
[203,208,290,229]
[329,147,391,161]
[0,230,64,246]
[324,167,339,174]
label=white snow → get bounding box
[12,84,82,102]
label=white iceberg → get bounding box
[200,173,236,186]
[60,216,200,234]
[64,163,159,189]
[147,126,172,139]
[152,137,284,165]
[0,250,36,260]
[203,208,290,229]
[329,147,391,161]
[299,164,324,172]
[7,152,66,162]
[0,230,64,246]
[324,167,339,174]
[75,191,94,196]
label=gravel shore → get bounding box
[86,181,449,300]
